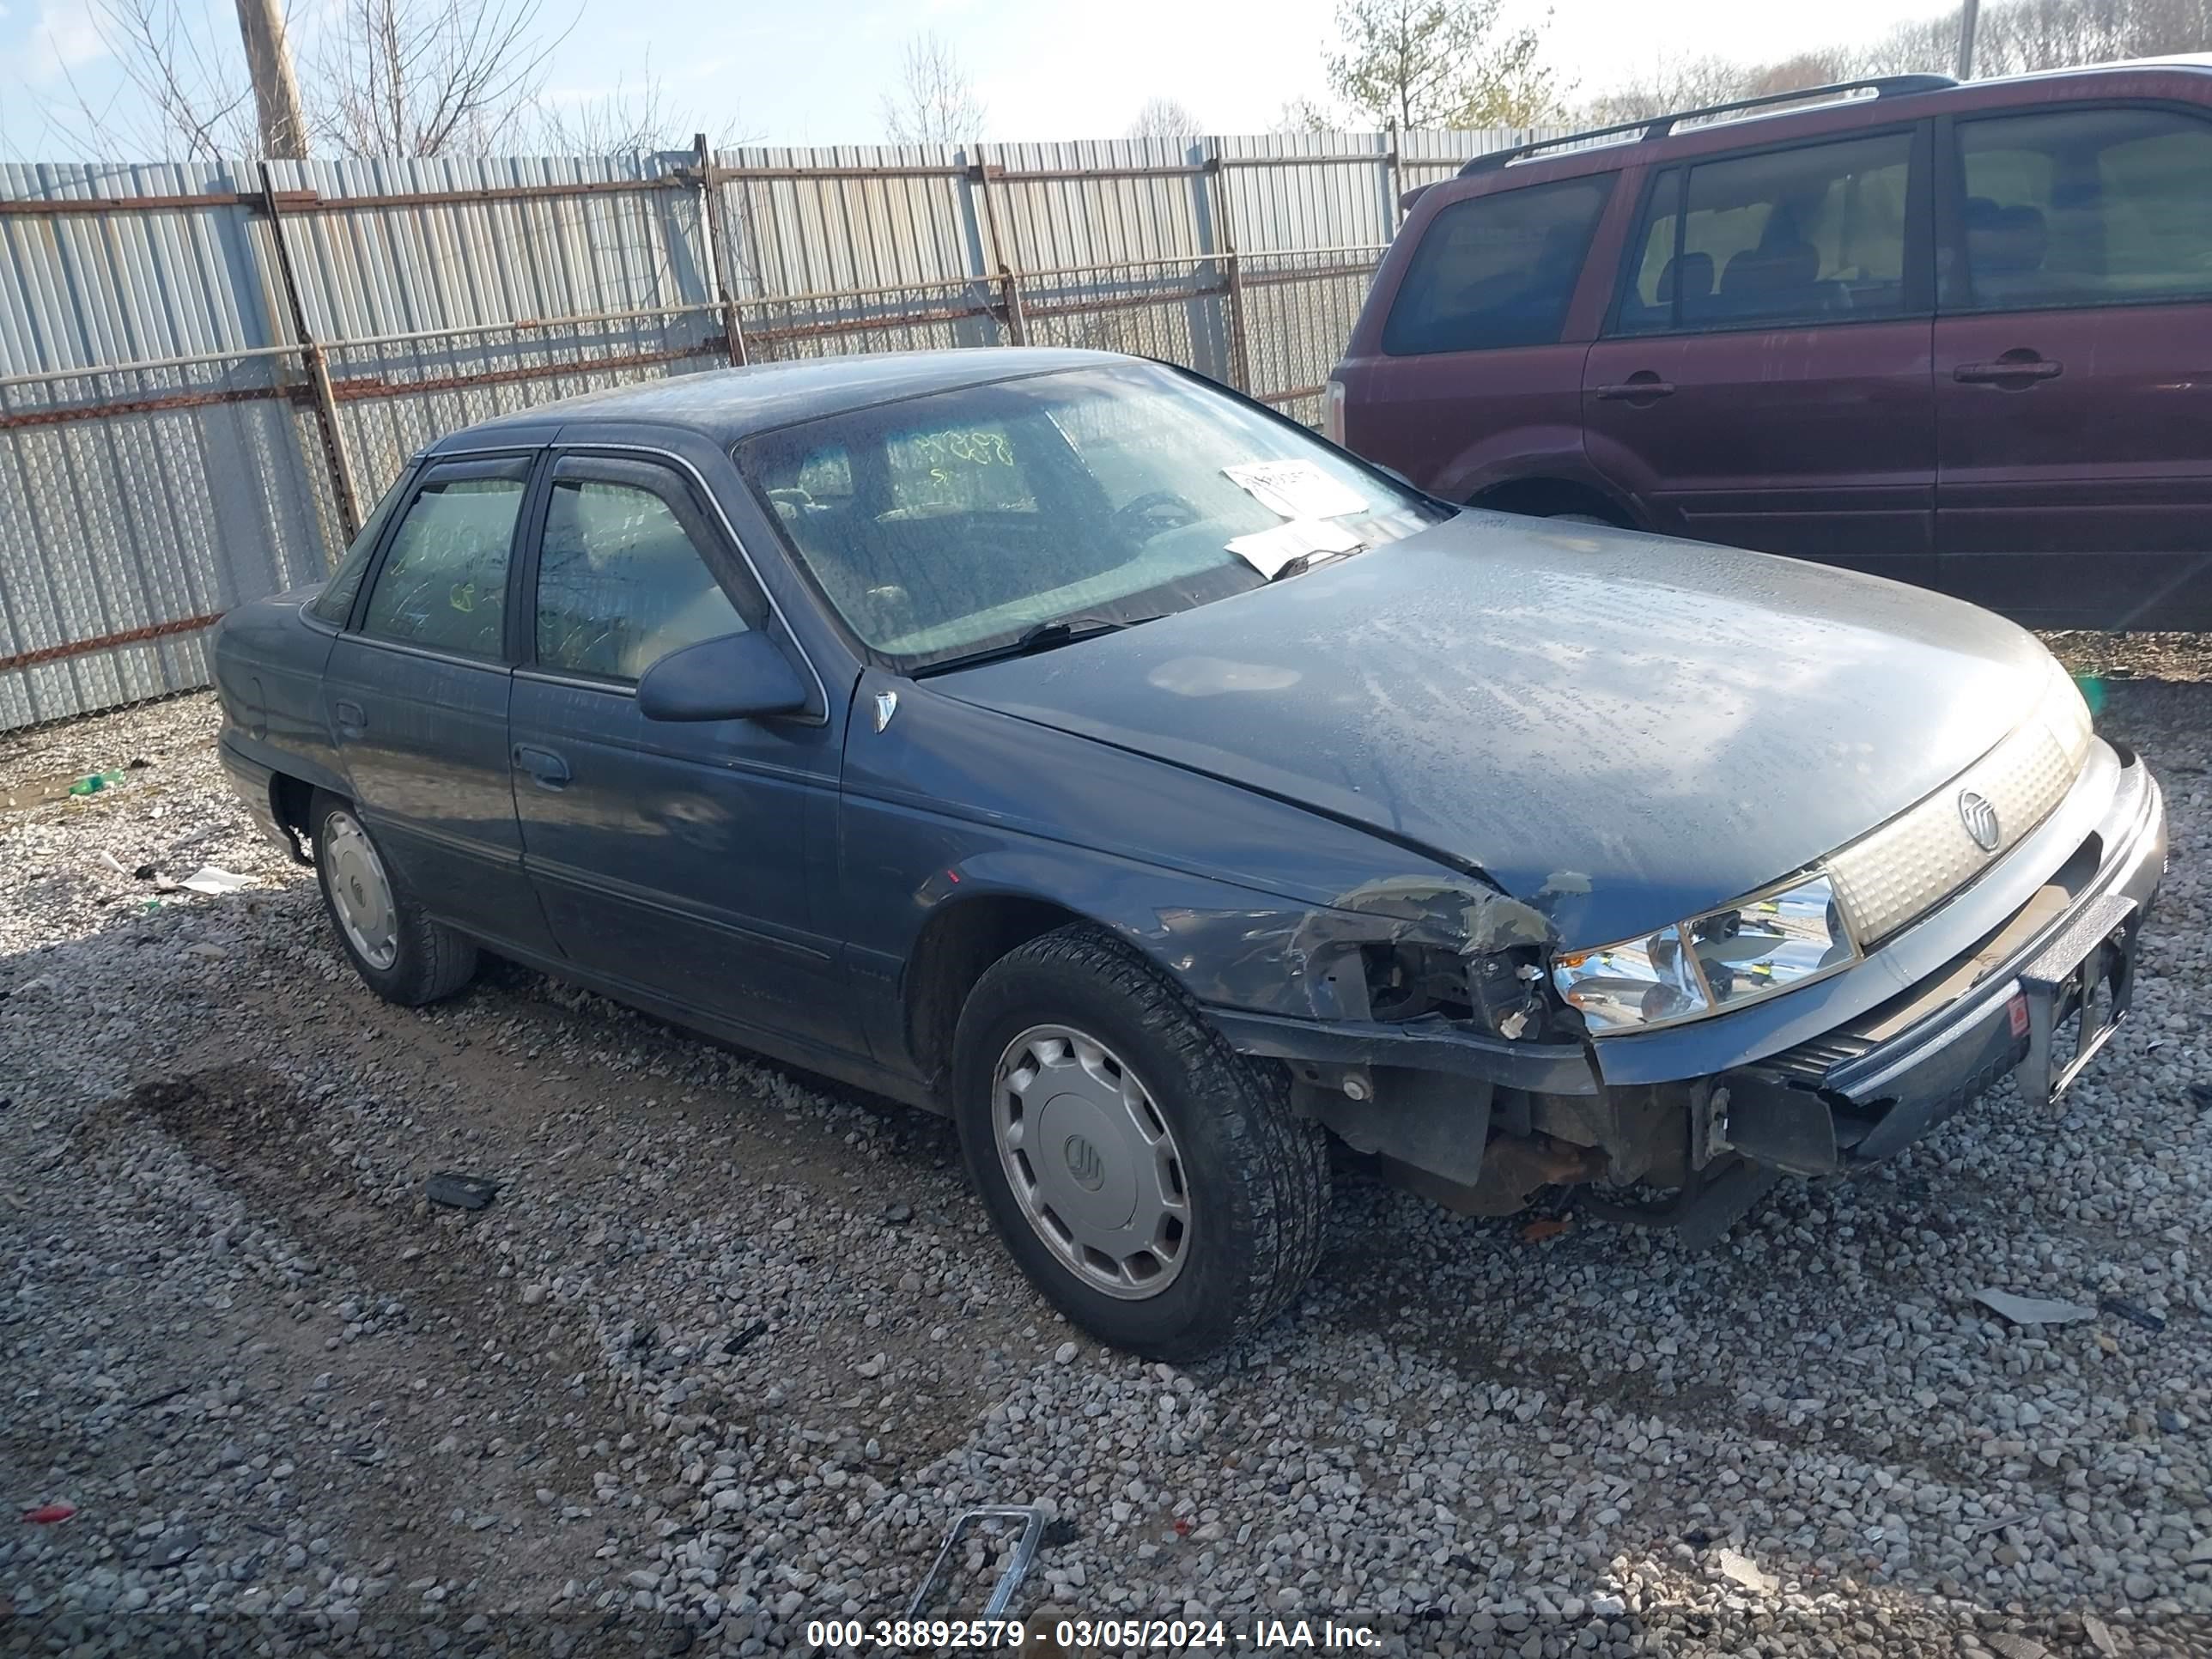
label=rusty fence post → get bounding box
[695,132,750,367]
[969,155,1026,345]
[1209,148,1253,396]
[259,162,361,549]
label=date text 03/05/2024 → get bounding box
[805,1616,1383,1650]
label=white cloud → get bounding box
[26,1,108,84]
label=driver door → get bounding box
[507,450,858,1055]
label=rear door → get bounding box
[322,452,556,956]
[1583,126,1938,585]
[1933,102,2212,626]
[507,448,860,1056]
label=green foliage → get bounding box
[1323,0,1563,131]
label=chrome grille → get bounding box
[1828,667,2092,945]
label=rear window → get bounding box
[1382,175,1613,356]
[1953,106,2212,311]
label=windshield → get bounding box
[734,362,1448,673]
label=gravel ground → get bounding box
[2,640,2209,1659]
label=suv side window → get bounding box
[534,470,747,682]
[1951,106,2212,311]
[1615,131,1913,332]
[358,464,529,658]
[1382,175,1613,356]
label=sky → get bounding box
[1,0,1958,161]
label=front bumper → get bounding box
[1726,744,2163,1173]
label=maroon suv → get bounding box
[1329,61,2212,629]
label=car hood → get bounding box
[928,514,2056,947]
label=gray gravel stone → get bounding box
[3,663,2210,1657]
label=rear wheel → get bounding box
[310,789,477,1006]
[952,925,1329,1359]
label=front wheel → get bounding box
[310,789,478,1006]
[951,926,1329,1360]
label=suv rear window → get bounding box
[1382,175,1612,356]
[1953,106,2212,310]
[1616,131,1913,332]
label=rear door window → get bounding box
[1382,175,1613,356]
[1951,106,2212,311]
[358,464,529,659]
[1615,131,1914,332]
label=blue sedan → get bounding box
[214,348,2165,1358]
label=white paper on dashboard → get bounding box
[1223,516,1364,579]
[1222,459,1369,522]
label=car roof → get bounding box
[432,346,1134,452]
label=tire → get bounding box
[951,924,1329,1360]
[309,788,478,1006]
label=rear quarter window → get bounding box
[1382,174,1613,356]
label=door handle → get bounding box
[332,699,366,735]
[1954,355,2062,386]
[1594,374,1676,401]
[511,744,572,790]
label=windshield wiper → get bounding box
[913,612,1163,677]
[1269,543,1367,582]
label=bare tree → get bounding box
[1580,0,2212,122]
[1324,0,1562,130]
[1127,96,1202,138]
[69,0,260,161]
[531,56,751,157]
[51,0,574,158]
[309,0,569,156]
[1579,52,1747,125]
[879,32,986,146]
[1271,95,1340,133]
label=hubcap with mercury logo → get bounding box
[990,1023,1190,1299]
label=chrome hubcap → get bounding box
[991,1024,1190,1300]
[322,811,398,971]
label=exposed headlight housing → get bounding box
[1552,871,1861,1034]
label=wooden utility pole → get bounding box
[1956,0,1981,79]
[235,0,310,157]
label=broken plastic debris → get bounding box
[66,771,124,798]
[1716,1548,1778,1595]
[907,1505,1044,1621]
[1519,1216,1571,1243]
[1972,1288,2099,1326]
[95,851,125,875]
[21,1504,75,1524]
[178,866,253,896]
[427,1171,497,1211]
[2100,1295,2166,1333]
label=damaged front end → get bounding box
[1201,728,2167,1249]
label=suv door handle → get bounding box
[1594,375,1676,401]
[1954,355,2063,386]
[512,744,572,790]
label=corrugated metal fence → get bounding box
[0,126,1553,729]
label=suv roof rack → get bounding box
[1455,74,1958,177]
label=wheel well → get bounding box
[1471,477,1632,526]
[904,896,1088,1093]
[271,772,316,836]
[269,773,319,865]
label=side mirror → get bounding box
[636,631,810,722]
